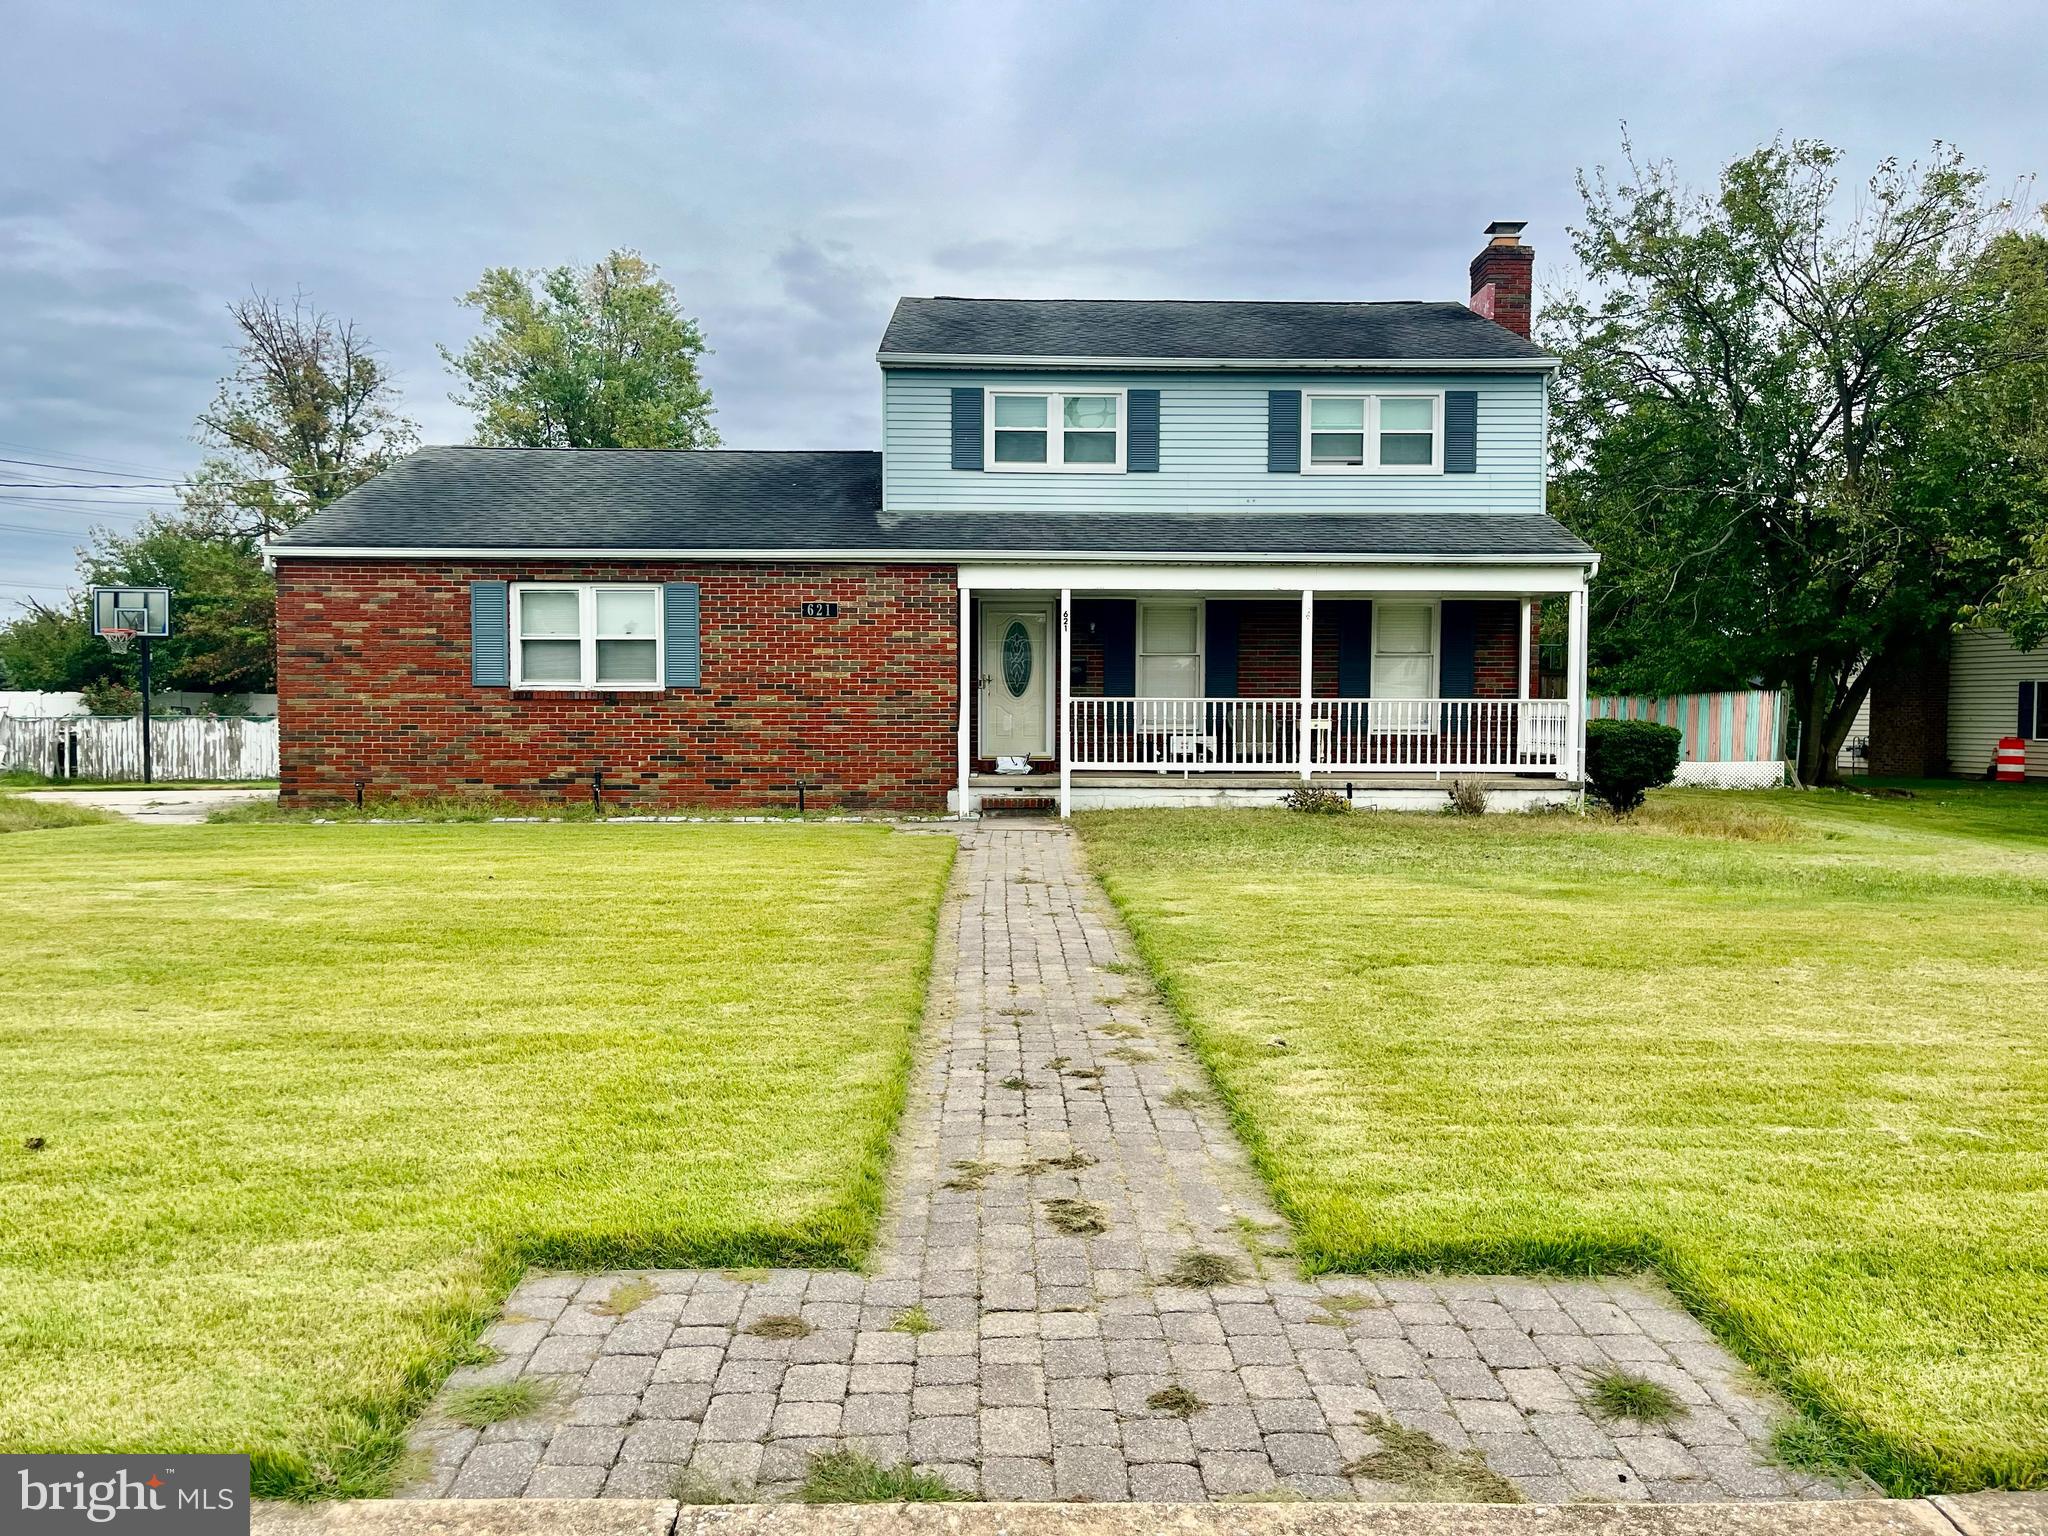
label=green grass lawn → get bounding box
[1078,783,2048,1495]
[0,820,954,1496]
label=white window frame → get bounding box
[512,582,665,690]
[1301,390,1445,475]
[984,387,1127,473]
[1369,599,1441,699]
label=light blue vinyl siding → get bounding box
[882,369,1547,514]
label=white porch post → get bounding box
[1518,598,1533,700]
[1298,589,1315,781]
[1566,583,1588,785]
[1058,588,1073,819]
[956,583,971,818]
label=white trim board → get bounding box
[958,563,1592,594]
[273,546,1599,572]
[879,353,1560,372]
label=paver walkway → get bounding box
[409,824,1853,1505]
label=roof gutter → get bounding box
[271,544,1598,569]
[874,352,1560,372]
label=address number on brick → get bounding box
[800,601,840,618]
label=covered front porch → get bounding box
[950,562,1590,817]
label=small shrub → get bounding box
[1446,777,1489,816]
[743,1313,812,1340]
[797,1449,964,1504]
[1585,718,1682,816]
[1584,1367,1684,1424]
[1146,1385,1202,1418]
[1281,785,1350,814]
[80,678,141,717]
[444,1379,552,1428]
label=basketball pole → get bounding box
[139,632,153,785]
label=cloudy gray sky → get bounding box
[2,0,2041,608]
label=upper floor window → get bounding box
[514,583,663,689]
[1304,392,1442,474]
[987,389,1125,472]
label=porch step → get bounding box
[980,795,1060,817]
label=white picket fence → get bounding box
[0,715,278,781]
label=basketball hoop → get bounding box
[104,627,136,655]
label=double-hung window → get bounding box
[513,584,663,689]
[987,389,1125,471]
[1304,392,1442,473]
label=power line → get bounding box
[0,456,178,480]
[0,479,184,489]
[0,521,97,537]
[0,437,191,480]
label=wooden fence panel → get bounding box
[0,716,278,781]
[1585,690,1788,788]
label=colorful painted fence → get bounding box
[1585,690,1789,789]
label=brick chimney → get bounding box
[1468,220,1533,338]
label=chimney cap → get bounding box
[1485,220,1529,244]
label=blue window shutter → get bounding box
[1444,390,1478,473]
[1267,390,1301,473]
[1127,389,1160,472]
[1098,600,1136,695]
[2021,680,2038,739]
[950,388,983,470]
[1440,601,1478,697]
[1334,601,1373,696]
[1204,601,1239,697]
[470,580,509,687]
[664,582,701,688]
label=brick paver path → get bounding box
[409,824,1853,1504]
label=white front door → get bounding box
[980,603,1051,757]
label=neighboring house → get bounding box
[269,223,1598,815]
[1860,628,2047,781]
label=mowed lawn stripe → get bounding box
[0,821,954,1496]
[1077,787,2048,1495]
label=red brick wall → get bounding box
[275,558,959,812]
[1237,601,1342,696]
[1473,601,1521,697]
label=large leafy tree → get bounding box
[181,291,419,539]
[440,250,719,448]
[1545,138,2045,783]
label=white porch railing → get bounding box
[1066,697,1572,775]
[1068,697,1302,770]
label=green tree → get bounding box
[181,291,419,539]
[440,250,719,448]
[1545,137,2044,783]
[0,601,111,692]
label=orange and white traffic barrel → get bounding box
[1995,736,2027,782]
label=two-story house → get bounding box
[270,223,1596,815]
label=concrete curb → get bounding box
[252,1494,2047,1536]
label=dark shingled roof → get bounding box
[878,297,1556,365]
[272,446,1595,562]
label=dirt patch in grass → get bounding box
[1345,1413,1524,1502]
